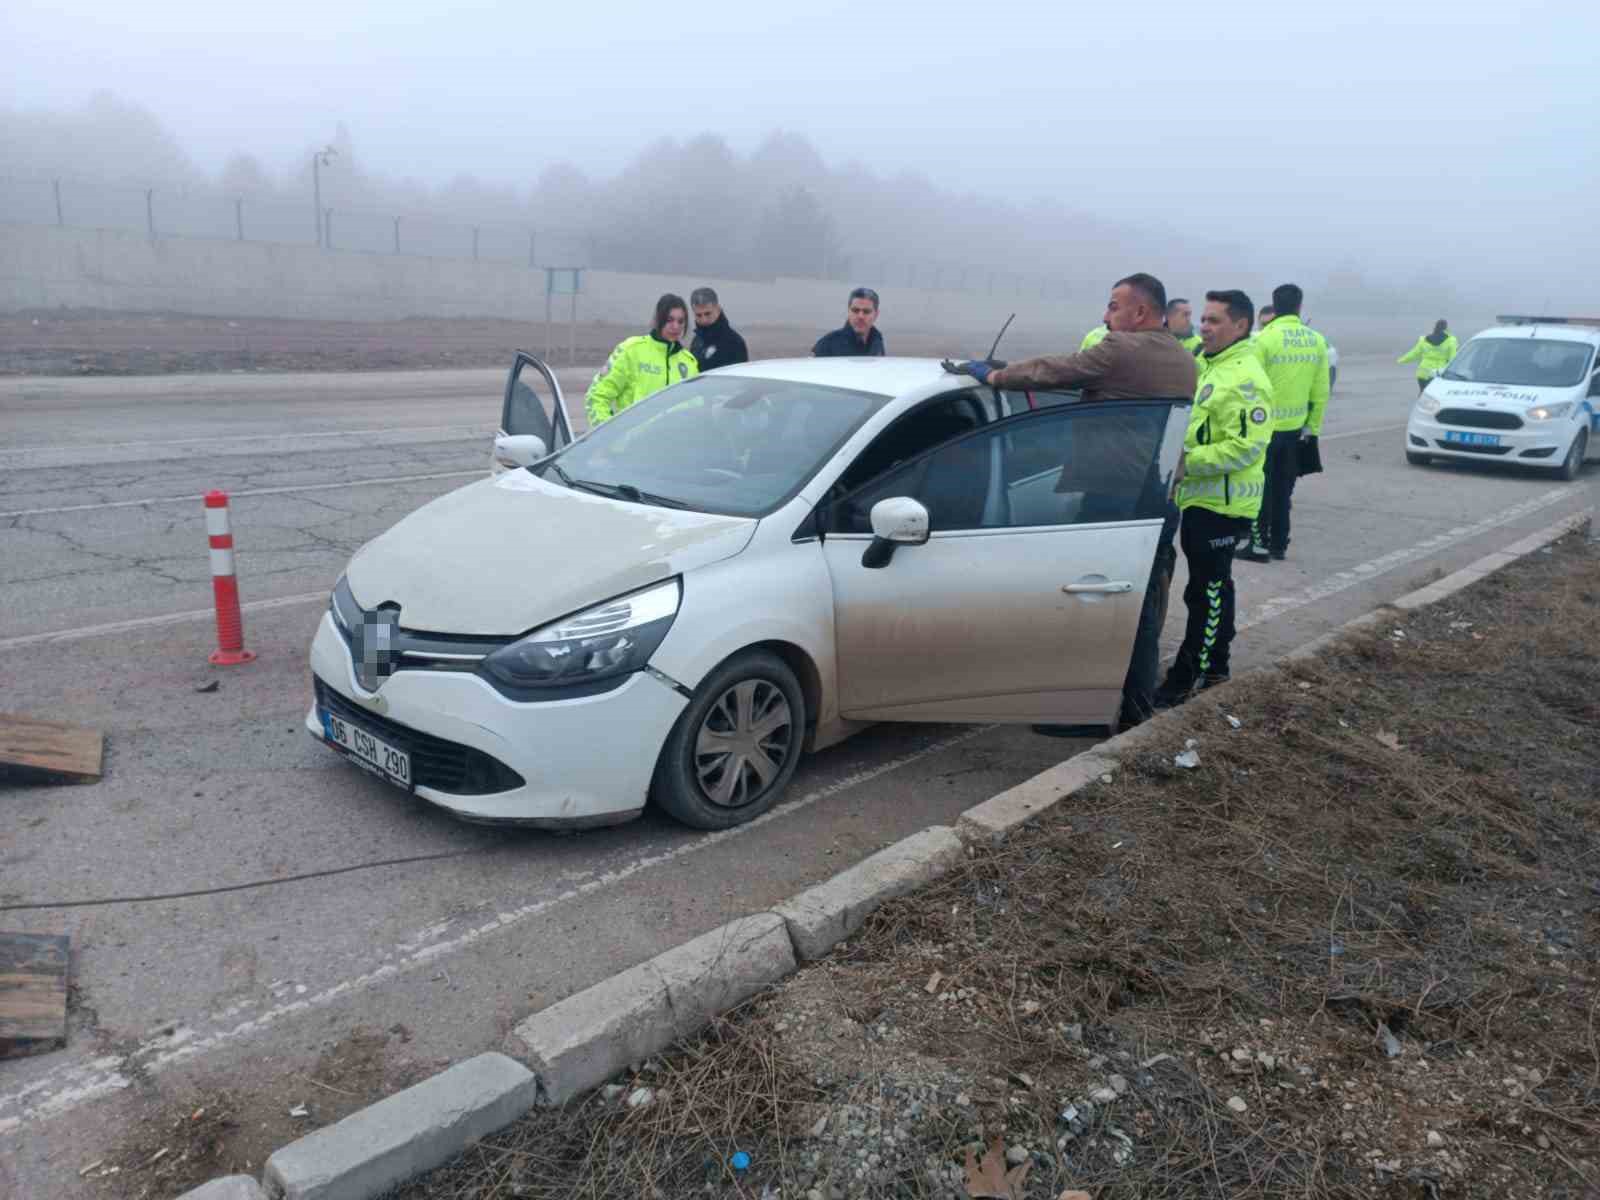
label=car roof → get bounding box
[708,356,966,397]
[1473,325,1600,347]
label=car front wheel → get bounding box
[650,650,805,830]
[1554,430,1587,482]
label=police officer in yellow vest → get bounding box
[1165,297,1205,356]
[1397,320,1458,393]
[1079,323,1109,350]
[1239,283,1330,562]
[585,294,700,427]
[1155,289,1275,706]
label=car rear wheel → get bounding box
[1554,430,1587,481]
[1405,451,1431,466]
[650,650,805,830]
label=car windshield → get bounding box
[541,375,890,516]
[1440,338,1594,388]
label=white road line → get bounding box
[0,724,991,1135]
[0,591,329,651]
[1238,485,1573,631]
[0,469,482,519]
[0,424,491,457]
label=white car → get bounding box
[1406,316,1600,481]
[307,356,1188,830]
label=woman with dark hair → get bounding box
[585,293,700,426]
[1398,319,1459,393]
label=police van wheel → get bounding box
[1554,431,1586,482]
[1405,451,1431,467]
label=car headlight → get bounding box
[482,579,680,692]
[1417,393,1441,415]
[329,575,357,634]
[1526,402,1573,421]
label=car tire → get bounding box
[1554,430,1586,482]
[650,650,806,830]
[1405,451,1431,466]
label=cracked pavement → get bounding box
[0,355,1595,1199]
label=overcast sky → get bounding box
[4,0,1596,305]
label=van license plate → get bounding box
[319,708,412,790]
[1444,431,1501,447]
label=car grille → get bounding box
[1436,408,1523,430]
[1435,440,1511,456]
[313,678,524,795]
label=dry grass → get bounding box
[393,534,1600,1200]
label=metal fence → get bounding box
[0,174,1093,302]
[0,175,591,267]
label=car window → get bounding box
[996,389,1081,417]
[827,392,987,500]
[541,375,889,517]
[830,403,1172,534]
[1442,339,1593,388]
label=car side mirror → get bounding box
[493,433,548,471]
[861,497,930,569]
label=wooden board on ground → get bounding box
[0,932,71,1060]
[0,712,103,784]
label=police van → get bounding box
[1406,316,1600,481]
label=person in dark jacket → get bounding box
[689,287,749,372]
[813,288,886,357]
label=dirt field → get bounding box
[0,309,1042,375]
[384,532,1599,1200]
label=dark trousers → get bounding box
[1255,430,1301,555]
[1416,377,1428,394]
[1123,503,1179,714]
[1170,506,1251,685]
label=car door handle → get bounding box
[1062,581,1134,594]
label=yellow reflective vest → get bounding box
[1397,334,1459,381]
[1176,332,1203,356]
[1253,314,1331,434]
[585,334,700,426]
[1079,325,1109,350]
[1178,339,1274,519]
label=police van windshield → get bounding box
[1440,338,1594,388]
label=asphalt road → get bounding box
[1,356,1594,1196]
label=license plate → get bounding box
[319,707,412,790]
[1444,431,1501,447]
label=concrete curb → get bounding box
[957,752,1118,846]
[775,827,966,961]
[177,507,1588,1200]
[262,1053,537,1200]
[504,913,795,1106]
[174,1178,267,1200]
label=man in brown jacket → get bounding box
[953,272,1196,731]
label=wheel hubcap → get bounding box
[694,680,793,809]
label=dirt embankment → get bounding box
[388,533,1598,1200]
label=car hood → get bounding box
[346,471,757,634]
[1427,380,1567,408]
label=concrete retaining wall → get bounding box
[0,221,1094,338]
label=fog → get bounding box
[3,0,1596,315]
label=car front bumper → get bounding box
[1405,415,1576,465]
[305,611,687,825]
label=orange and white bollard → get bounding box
[204,490,255,665]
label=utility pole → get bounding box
[311,146,336,248]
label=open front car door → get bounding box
[491,351,575,474]
[821,399,1189,729]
